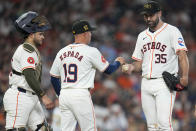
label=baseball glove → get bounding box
[162,71,188,91]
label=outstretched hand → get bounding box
[115,57,125,65]
[41,95,54,109]
[122,64,134,74]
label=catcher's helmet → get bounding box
[15,11,51,34]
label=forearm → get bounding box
[177,50,189,86]
[132,61,142,72]
[51,76,61,96]
[178,51,189,78]
[23,68,45,97]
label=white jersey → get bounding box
[50,43,109,89]
[132,23,187,78]
[9,43,39,92]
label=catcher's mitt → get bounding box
[162,71,188,91]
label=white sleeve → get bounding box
[89,48,109,72]
[171,27,188,53]
[132,35,143,61]
[50,54,61,77]
[20,51,38,71]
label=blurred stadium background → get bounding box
[0,0,196,131]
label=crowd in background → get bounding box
[0,0,196,131]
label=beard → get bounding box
[146,17,159,29]
[34,38,42,47]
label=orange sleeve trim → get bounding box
[50,73,60,78]
[132,56,142,61]
[176,48,188,51]
[22,66,35,71]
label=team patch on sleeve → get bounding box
[27,57,35,64]
[101,56,106,63]
[178,38,185,47]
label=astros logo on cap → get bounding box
[83,25,88,31]
[144,4,152,9]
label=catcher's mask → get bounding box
[14,11,51,34]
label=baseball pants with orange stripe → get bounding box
[3,87,45,130]
[141,78,176,131]
[59,88,97,131]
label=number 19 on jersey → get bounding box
[63,63,78,83]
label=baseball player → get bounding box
[50,20,125,131]
[3,11,54,131]
[122,1,189,131]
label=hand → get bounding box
[41,95,54,109]
[180,76,188,86]
[122,64,134,74]
[115,57,125,65]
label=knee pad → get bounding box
[7,127,26,131]
[35,121,52,131]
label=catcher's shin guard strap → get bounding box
[35,122,44,131]
[35,121,52,131]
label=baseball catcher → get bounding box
[3,11,53,131]
[162,71,188,91]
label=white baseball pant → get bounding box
[59,88,97,131]
[141,78,176,131]
[3,86,45,130]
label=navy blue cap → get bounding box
[15,11,51,34]
[72,20,96,35]
[141,1,161,15]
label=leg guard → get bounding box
[35,121,52,131]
